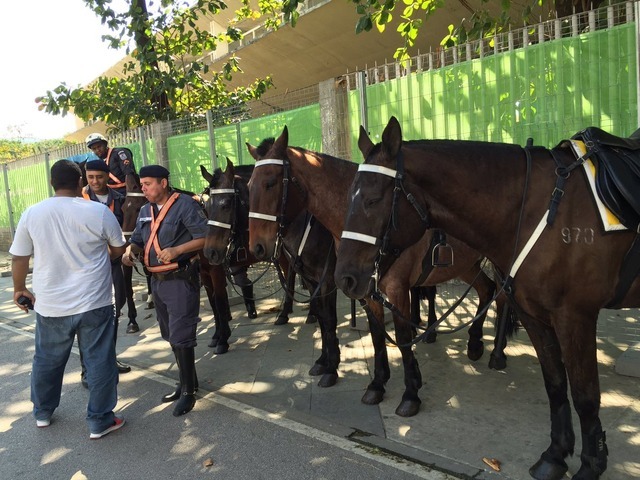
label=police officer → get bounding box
[81,160,136,378]
[122,165,207,417]
[85,133,136,196]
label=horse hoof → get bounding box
[309,363,327,376]
[422,332,437,343]
[318,373,338,388]
[529,456,568,480]
[214,343,229,354]
[488,353,507,370]
[361,389,384,405]
[208,337,219,348]
[274,315,289,326]
[395,400,420,417]
[305,314,318,324]
[467,341,485,361]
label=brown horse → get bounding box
[246,129,512,417]
[334,116,636,479]
[201,159,341,386]
[121,172,239,354]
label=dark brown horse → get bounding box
[334,116,636,479]
[201,159,341,386]
[246,130,512,417]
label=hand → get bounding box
[14,291,35,313]
[122,253,135,267]
[157,247,177,264]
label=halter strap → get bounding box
[358,163,397,178]
[248,212,279,222]
[207,219,232,229]
[255,159,285,167]
[341,231,379,245]
[127,192,145,197]
[209,188,235,195]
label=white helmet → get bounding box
[85,133,107,148]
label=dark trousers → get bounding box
[151,277,201,348]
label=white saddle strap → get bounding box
[509,210,549,279]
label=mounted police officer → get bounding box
[122,165,207,417]
[81,160,137,380]
[85,133,137,196]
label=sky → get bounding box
[0,1,127,141]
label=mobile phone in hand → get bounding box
[17,295,34,310]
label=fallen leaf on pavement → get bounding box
[482,457,501,472]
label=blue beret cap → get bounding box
[139,165,170,178]
[85,160,110,173]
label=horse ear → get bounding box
[358,125,375,160]
[381,116,402,158]
[246,142,259,161]
[225,157,234,175]
[200,164,214,184]
[273,125,289,154]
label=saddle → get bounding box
[571,126,640,231]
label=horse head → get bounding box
[335,116,430,299]
[121,172,145,237]
[246,126,294,261]
[201,159,250,265]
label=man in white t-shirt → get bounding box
[10,159,128,440]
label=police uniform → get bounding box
[103,147,136,195]
[129,164,207,416]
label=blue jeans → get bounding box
[31,305,119,433]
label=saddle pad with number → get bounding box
[569,139,627,232]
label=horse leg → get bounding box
[201,269,221,348]
[458,265,494,361]
[275,267,295,325]
[122,264,139,332]
[361,300,390,405]
[488,293,511,370]
[388,286,422,417]
[309,287,339,388]
[210,267,232,354]
[559,316,606,480]
[525,320,577,480]
[418,286,437,343]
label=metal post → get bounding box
[357,70,368,133]
[44,152,53,197]
[3,164,16,239]
[636,1,640,128]
[138,126,149,166]
[206,110,217,170]
[235,123,243,166]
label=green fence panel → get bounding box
[166,131,212,192]
[0,167,8,228]
[8,162,50,221]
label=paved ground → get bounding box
[1,252,639,479]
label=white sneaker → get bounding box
[36,418,51,428]
[89,415,125,439]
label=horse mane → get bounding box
[256,138,275,156]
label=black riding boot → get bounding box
[162,347,198,403]
[172,347,197,416]
[242,285,257,319]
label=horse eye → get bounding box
[365,197,381,208]
[265,179,277,190]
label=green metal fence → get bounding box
[2,5,638,235]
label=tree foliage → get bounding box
[36,0,282,133]
[0,139,71,163]
[344,0,606,63]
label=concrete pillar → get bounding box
[319,77,350,160]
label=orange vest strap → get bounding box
[144,192,181,271]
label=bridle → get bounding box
[248,156,335,302]
[122,191,146,237]
[340,152,430,292]
[248,158,291,262]
[204,180,248,266]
